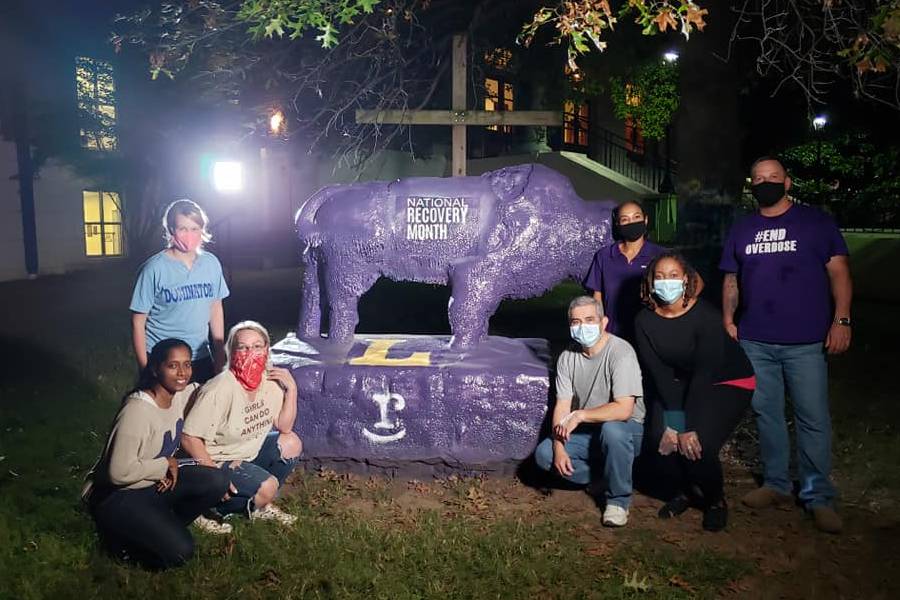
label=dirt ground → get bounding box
[285,453,900,600]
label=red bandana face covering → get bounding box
[172,230,202,253]
[230,350,267,390]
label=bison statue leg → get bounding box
[447,260,504,349]
[298,250,323,340]
[324,265,380,344]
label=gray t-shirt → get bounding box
[555,335,645,423]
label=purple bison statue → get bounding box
[295,163,613,349]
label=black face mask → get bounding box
[751,181,786,208]
[618,221,647,242]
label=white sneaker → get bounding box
[602,504,629,527]
[193,514,233,535]
[251,503,297,526]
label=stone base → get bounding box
[271,334,550,475]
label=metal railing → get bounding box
[594,126,676,193]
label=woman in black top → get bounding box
[634,252,754,531]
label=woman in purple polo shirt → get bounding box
[585,200,703,342]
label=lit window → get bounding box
[484,77,514,133]
[624,116,645,155]
[564,101,589,147]
[76,57,117,151]
[624,83,641,108]
[83,191,123,256]
[484,48,512,70]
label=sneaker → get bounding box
[602,504,629,527]
[741,486,793,509]
[658,495,691,519]
[812,506,843,534]
[193,514,233,535]
[702,501,728,532]
[251,503,297,526]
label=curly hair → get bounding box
[640,251,699,310]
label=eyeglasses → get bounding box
[235,343,267,352]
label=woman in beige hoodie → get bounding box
[85,339,229,569]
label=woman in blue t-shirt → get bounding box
[130,200,230,383]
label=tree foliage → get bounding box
[781,132,900,227]
[609,58,679,139]
[520,0,900,109]
[519,1,708,71]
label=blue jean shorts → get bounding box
[217,431,298,516]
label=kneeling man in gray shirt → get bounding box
[534,296,644,527]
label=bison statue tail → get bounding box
[294,187,330,252]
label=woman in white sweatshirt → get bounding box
[85,338,230,569]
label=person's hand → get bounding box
[552,446,574,478]
[228,460,242,469]
[678,431,702,461]
[552,411,582,442]
[658,428,679,456]
[157,457,178,493]
[825,322,851,354]
[267,367,297,392]
[724,321,738,341]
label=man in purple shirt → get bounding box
[720,157,852,534]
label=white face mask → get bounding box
[570,323,601,347]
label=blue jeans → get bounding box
[740,340,835,508]
[217,431,299,516]
[534,420,643,509]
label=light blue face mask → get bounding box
[653,279,685,305]
[570,323,601,347]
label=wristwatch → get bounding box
[836,317,851,327]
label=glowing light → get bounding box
[812,115,828,130]
[663,51,679,63]
[212,161,243,193]
[269,110,285,135]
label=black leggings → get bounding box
[91,465,229,569]
[645,384,751,507]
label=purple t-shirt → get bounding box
[719,203,848,344]
[584,241,664,340]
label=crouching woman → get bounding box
[181,321,303,528]
[85,338,230,569]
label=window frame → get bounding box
[82,190,125,258]
[75,56,118,151]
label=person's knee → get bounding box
[278,432,303,460]
[534,439,553,472]
[599,421,631,449]
[254,476,279,507]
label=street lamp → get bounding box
[663,51,679,63]
[212,161,244,193]
[812,114,828,131]
[269,109,285,136]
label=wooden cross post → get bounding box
[356,33,563,176]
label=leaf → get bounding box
[316,22,339,48]
[668,575,696,594]
[357,0,379,14]
[653,9,678,33]
[623,570,651,592]
[264,17,284,37]
[685,4,708,32]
